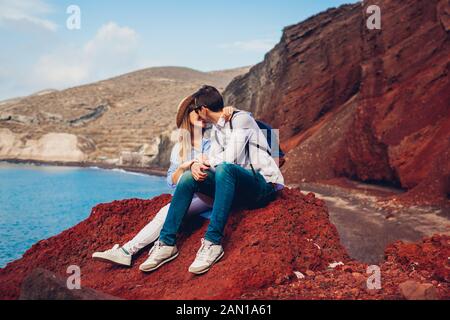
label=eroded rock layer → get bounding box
[224,0,450,204]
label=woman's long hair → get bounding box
[178,106,194,163]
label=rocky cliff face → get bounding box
[224,0,450,204]
[0,190,447,300]
[0,66,249,168]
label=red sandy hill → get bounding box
[223,0,450,205]
[0,190,448,300]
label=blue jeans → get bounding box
[159,163,277,245]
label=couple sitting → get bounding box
[93,85,284,274]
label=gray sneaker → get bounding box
[188,238,224,275]
[139,241,179,272]
[92,244,132,267]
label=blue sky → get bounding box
[0,0,357,100]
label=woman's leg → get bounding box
[122,203,170,255]
[122,196,212,255]
[186,195,214,217]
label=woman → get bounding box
[92,95,234,271]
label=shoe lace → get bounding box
[148,241,163,256]
[197,240,213,261]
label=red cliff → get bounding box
[223,0,450,205]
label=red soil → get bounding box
[0,189,348,300]
[244,235,450,300]
[0,190,447,300]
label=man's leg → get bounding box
[188,163,275,274]
[159,170,215,246]
[204,163,274,245]
[121,195,212,256]
[139,171,215,272]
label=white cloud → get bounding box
[85,22,139,55]
[218,39,277,52]
[0,0,57,32]
[30,22,143,89]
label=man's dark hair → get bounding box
[193,85,224,112]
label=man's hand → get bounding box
[223,106,236,122]
[191,161,210,181]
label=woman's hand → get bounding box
[223,106,236,122]
[179,160,195,171]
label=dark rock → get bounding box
[19,268,121,300]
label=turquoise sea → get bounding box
[0,162,169,268]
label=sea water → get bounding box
[0,162,170,267]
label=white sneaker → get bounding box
[92,244,132,267]
[139,241,179,272]
[188,239,224,275]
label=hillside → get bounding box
[224,0,449,205]
[0,66,249,168]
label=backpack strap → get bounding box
[230,111,270,155]
[229,110,240,131]
[248,142,271,156]
[244,140,256,176]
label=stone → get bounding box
[19,268,121,300]
[399,280,438,300]
[305,270,316,277]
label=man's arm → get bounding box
[209,114,254,167]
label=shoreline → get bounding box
[0,158,167,177]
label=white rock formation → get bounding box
[0,129,86,162]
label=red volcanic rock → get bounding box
[0,189,349,300]
[224,0,450,204]
[384,235,450,283]
[1,192,447,300]
[243,235,450,300]
[398,280,438,300]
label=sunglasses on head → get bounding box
[187,104,202,115]
[192,97,206,114]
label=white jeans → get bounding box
[123,195,213,255]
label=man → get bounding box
[140,85,284,275]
